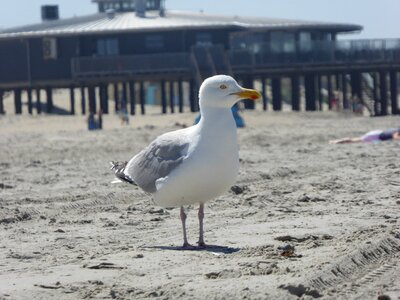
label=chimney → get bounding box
[135,0,146,18]
[41,5,59,22]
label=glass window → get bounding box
[196,33,212,46]
[299,32,312,52]
[97,38,119,56]
[271,31,295,53]
[145,35,164,49]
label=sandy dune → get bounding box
[0,109,399,299]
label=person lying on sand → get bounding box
[330,128,400,144]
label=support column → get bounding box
[88,86,96,114]
[342,74,349,110]
[317,75,323,111]
[69,86,75,115]
[99,84,109,114]
[27,88,33,115]
[380,71,388,116]
[161,80,167,114]
[305,74,316,111]
[272,77,282,111]
[189,79,196,112]
[243,77,255,109]
[0,89,4,114]
[139,81,145,115]
[390,71,398,115]
[114,83,119,113]
[327,75,333,110]
[169,81,175,113]
[129,81,136,115]
[178,79,184,113]
[372,73,379,116]
[14,89,22,114]
[261,77,268,111]
[122,82,128,112]
[291,75,300,111]
[45,87,53,113]
[80,87,86,115]
[36,89,41,114]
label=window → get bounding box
[145,35,164,49]
[96,38,119,56]
[270,31,295,53]
[299,32,312,52]
[196,33,212,46]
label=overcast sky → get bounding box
[0,0,398,39]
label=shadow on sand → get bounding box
[143,245,240,254]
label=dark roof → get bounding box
[0,10,362,39]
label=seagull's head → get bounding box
[199,75,261,109]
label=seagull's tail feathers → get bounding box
[109,161,137,185]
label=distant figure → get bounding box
[88,109,103,130]
[330,91,340,111]
[330,128,400,144]
[119,107,129,125]
[351,95,363,115]
[195,104,245,128]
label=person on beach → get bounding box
[330,128,400,144]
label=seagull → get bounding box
[111,75,261,248]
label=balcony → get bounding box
[71,39,400,78]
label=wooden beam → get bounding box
[45,87,53,114]
[380,71,388,116]
[161,80,167,114]
[169,81,175,114]
[342,74,349,110]
[178,79,184,113]
[122,82,128,111]
[291,76,300,111]
[327,75,333,110]
[261,77,267,111]
[0,89,4,114]
[80,87,86,115]
[243,77,255,109]
[305,74,316,111]
[27,88,33,115]
[114,83,119,113]
[140,81,145,115]
[390,71,399,115]
[189,79,196,112]
[272,77,282,111]
[36,89,41,114]
[69,86,75,115]
[129,81,136,115]
[14,89,22,114]
[88,86,96,114]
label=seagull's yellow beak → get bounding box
[231,88,262,101]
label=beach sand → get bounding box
[0,106,399,299]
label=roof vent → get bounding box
[135,0,146,18]
[106,9,116,20]
[41,5,59,22]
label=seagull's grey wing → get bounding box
[125,132,190,193]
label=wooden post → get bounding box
[305,74,316,111]
[169,81,175,113]
[342,74,349,110]
[122,82,128,112]
[14,89,22,114]
[0,89,4,114]
[272,77,282,111]
[243,77,255,109]
[36,89,41,114]
[140,81,145,115]
[161,80,167,114]
[372,73,379,116]
[99,84,109,114]
[69,86,75,115]
[390,71,398,115]
[80,87,86,115]
[380,71,388,116]
[327,75,333,110]
[178,79,184,113]
[27,88,33,115]
[129,81,136,115]
[45,87,53,113]
[291,75,300,111]
[317,75,323,111]
[189,79,196,112]
[88,86,96,114]
[114,83,119,113]
[261,77,268,111]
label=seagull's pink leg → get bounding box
[198,203,206,247]
[180,206,190,247]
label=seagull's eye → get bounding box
[219,84,228,90]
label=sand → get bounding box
[0,106,399,300]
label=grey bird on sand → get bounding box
[111,75,261,248]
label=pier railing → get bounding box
[71,39,400,77]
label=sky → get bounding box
[0,0,398,39]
